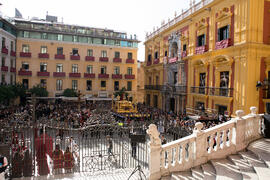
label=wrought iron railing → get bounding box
[161,85,187,94]
[190,86,207,95]
[209,87,233,97]
[144,85,163,90]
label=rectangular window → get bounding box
[127,67,133,75]
[115,51,120,58]
[114,81,119,91]
[22,62,29,70]
[86,80,92,91]
[101,81,106,88]
[56,64,63,72]
[57,34,63,41]
[40,79,47,88]
[40,63,47,72]
[154,52,158,59]
[128,52,133,59]
[114,66,120,74]
[220,71,229,88]
[87,37,93,44]
[11,59,14,68]
[115,40,120,46]
[42,33,47,39]
[87,65,93,74]
[72,64,78,73]
[40,46,47,53]
[197,34,205,47]
[101,66,107,74]
[101,50,107,57]
[57,47,63,55]
[72,48,79,55]
[56,79,63,91]
[22,44,29,53]
[23,31,29,38]
[10,74,14,85]
[1,57,5,67]
[10,41,14,51]
[73,36,78,42]
[22,79,29,89]
[72,80,78,90]
[218,25,230,41]
[183,44,187,51]
[2,37,5,47]
[87,49,93,56]
[127,81,132,91]
[1,74,5,84]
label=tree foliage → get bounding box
[29,84,49,97]
[63,88,78,97]
[0,83,27,105]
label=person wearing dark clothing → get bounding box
[131,141,137,158]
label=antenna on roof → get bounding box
[46,11,48,16]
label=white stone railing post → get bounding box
[193,122,207,166]
[147,124,161,180]
[249,106,262,139]
[234,110,246,152]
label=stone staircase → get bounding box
[161,138,270,180]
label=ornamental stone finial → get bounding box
[236,110,244,118]
[193,122,203,134]
[250,106,257,115]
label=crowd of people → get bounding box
[0,99,231,178]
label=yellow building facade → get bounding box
[144,0,270,115]
[14,19,139,99]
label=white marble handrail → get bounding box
[147,107,263,180]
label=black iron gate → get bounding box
[2,123,149,178]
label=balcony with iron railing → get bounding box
[126,59,134,64]
[113,58,122,63]
[20,52,32,58]
[55,54,65,60]
[85,56,95,61]
[38,53,49,59]
[209,87,233,97]
[161,85,187,94]
[84,73,95,78]
[1,47,8,54]
[215,38,231,50]
[144,85,163,90]
[190,86,208,95]
[1,66,8,72]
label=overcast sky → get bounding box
[1,0,192,61]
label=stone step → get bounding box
[201,162,216,180]
[239,151,270,180]
[228,154,258,180]
[211,158,242,180]
[191,166,204,180]
[247,138,270,168]
[171,171,195,180]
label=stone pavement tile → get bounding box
[191,166,204,180]
[228,154,258,180]
[248,138,270,168]
[201,162,216,180]
[211,159,242,180]
[172,171,195,180]
[239,151,270,180]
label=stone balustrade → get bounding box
[147,106,263,180]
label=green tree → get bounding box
[63,88,78,97]
[0,85,16,104]
[29,84,49,97]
